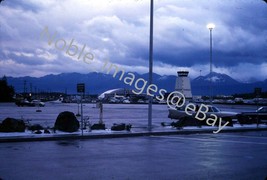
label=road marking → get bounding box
[151,136,267,145]
[205,133,267,140]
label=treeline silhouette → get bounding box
[0,76,15,102]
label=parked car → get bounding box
[168,104,237,120]
[15,99,45,107]
[237,106,267,124]
[32,100,45,107]
[15,100,35,107]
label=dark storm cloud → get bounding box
[0,0,266,81]
[3,0,41,12]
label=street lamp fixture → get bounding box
[207,23,215,30]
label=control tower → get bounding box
[175,71,192,99]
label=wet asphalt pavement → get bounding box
[0,131,267,180]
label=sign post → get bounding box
[254,88,262,128]
[77,83,85,135]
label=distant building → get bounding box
[98,88,131,100]
[98,88,148,103]
[175,71,192,99]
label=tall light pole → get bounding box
[148,0,154,131]
[207,23,215,104]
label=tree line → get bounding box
[0,76,15,102]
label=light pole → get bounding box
[207,23,215,104]
[148,0,154,131]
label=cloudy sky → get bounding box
[0,0,267,82]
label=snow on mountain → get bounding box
[193,72,239,84]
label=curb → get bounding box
[1,127,267,143]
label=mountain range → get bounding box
[5,72,267,96]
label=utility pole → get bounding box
[207,23,215,104]
[148,0,154,131]
[23,80,27,95]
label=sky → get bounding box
[0,0,267,82]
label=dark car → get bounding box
[15,100,35,107]
[237,106,267,124]
[15,100,45,107]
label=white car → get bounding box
[168,104,237,120]
[32,100,45,107]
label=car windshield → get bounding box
[212,107,220,112]
[207,106,220,112]
[257,107,267,112]
[208,107,213,112]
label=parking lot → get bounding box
[0,131,267,180]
